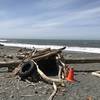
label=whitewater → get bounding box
[1,42,100,54]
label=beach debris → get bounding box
[48,82,57,100]
[0,46,73,100]
[0,60,21,72]
[14,47,67,99]
[66,68,76,82]
[91,71,100,77]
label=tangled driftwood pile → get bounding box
[0,47,68,100]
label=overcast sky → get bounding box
[0,0,100,39]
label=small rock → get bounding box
[3,59,7,61]
[35,91,38,94]
[6,55,13,59]
[10,95,14,98]
[42,91,47,95]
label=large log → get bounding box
[32,47,66,60]
[16,48,51,59]
[0,48,64,72]
[33,60,64,84]
[32,50,51,58]
[65,58,100,63]
[0,60,21,68]
[1,58,100,69]
[16,50,55,60]
[36,48,51,54]
[1,57,100,69]
[16,55,25,59]
[33,46,65,60]
[33,50,61,61]
[16,47,65,59]
[48,82,57,100]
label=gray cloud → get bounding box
[0,0,100,39]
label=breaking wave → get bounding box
[0,39,8,42]
[1,42,100,54]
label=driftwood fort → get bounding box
[0,46,68,100]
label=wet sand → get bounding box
[0,46,100,100]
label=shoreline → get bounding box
[0,46,100,100]
[2,41,100,54]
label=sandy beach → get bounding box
[0,46,100,100]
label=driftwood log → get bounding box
[48,82,57,100]
[32,60,64,84]
[0,61,21,68]
[1,58,100,70]
[32,59,65,100]
[65,58,100,63]
[16,47,65,60]
[0,47,66,74]
[91,71,100,77]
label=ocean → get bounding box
[1,39,100,54]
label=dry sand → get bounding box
[0,46,100,100]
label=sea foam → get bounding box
[0,39,8,42]
[1,42,100,54]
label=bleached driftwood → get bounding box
[16,47,66,60]
[0,47,66,73]
[16,48,51,59]
[33,48,51,56]
[91,71,100,77]
[0,60,21,68]
[48,82,57,100]
[33,60,64,84]
[0,47,67,100]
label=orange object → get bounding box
[86,96,93,100]
[66,68,76,82]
